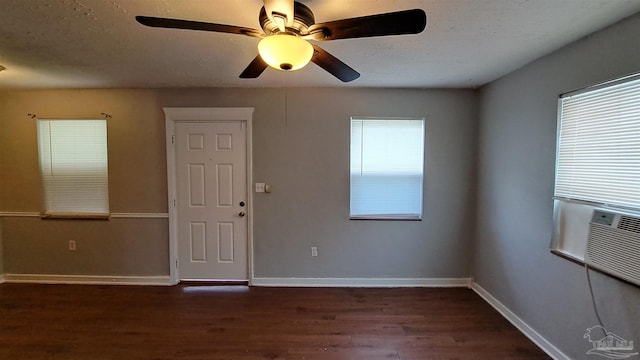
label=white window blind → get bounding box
[350,118,424,219]
[555,74,640,210]
[37,119,110,216]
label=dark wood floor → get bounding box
[0,283,549,359]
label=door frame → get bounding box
[164,107,254,285]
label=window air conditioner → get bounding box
[586,209,640,286]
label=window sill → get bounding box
[550,249,640,288]
[350,216,422,221]
[550,249,585,266]
[41,212,110,220]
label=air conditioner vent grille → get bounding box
[587,221,640,286]
[619,216,640,234]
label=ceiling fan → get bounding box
[136,0,427,83]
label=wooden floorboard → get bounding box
[0,284,550,359]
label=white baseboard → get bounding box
[3,274,171,286]
[471,282,570,360]
[251,277,472,288]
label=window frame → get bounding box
[553,72,640,212]
[349,116,425,221]
[37,118,110,219]
[551,72,640,262]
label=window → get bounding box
[551,73,640,262]
[37,119,109,217]
[350,117,425,220]
[555,74,640,210]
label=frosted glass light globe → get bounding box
[258,34,314,71]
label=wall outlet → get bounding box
[311,246,318,257]
[68,240,76,251]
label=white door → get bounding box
[174,121,248,280]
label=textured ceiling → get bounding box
[0,0,639,89]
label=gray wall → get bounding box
[475,13,640,359]
[239,88,478,278]
[0,90,169,276]
[0,87,478,279]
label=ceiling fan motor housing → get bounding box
[259,1,315,35]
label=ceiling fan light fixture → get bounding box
[258,34,313,71]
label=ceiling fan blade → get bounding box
[311,45,360,83]
[307,9,426,41]
[239,55,269,79]
[263,0,295,29]
[135,16,263,38]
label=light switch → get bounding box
[255,182,265,193]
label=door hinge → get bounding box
[171,135,175,144]
[173,198,176,207]
[176,259,179,268]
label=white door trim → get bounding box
[164,107,254,285]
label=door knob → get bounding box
[238,211,246,217]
